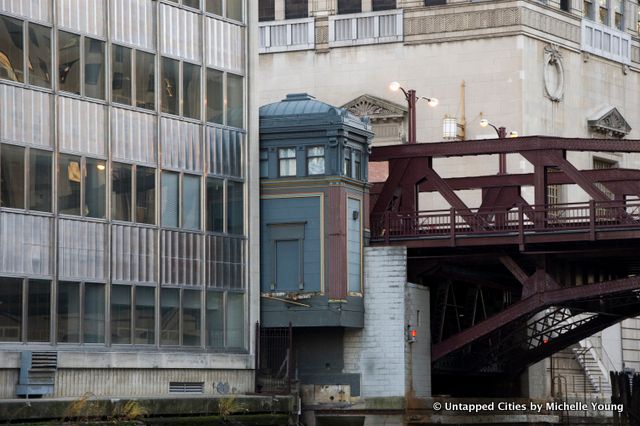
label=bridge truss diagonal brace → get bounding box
[431,274,640,361]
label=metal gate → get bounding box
[255,322,293,394]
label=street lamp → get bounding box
[389,81,438,144]
[480,118,518,174]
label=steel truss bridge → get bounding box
[369,136,640,383]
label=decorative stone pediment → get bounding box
[588,106,631,138]
[341,94,406,122]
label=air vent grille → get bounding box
[169,381,204,394]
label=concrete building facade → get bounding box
[0,0,259,398]
[257,0,640,400]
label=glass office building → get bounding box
[0,0,254,397]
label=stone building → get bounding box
[256,0,640,405]
[0,0,259,398]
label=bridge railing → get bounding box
[371,199,640,243]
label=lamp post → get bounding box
[389,81,438,144]
[480,118,518,174]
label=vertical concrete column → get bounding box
[275,0,285,20]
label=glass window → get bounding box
[206,68,223,124]
[259,149,268,178]
[83,283,105,343]
[112,163,132,222]
[85,158,106,219]
[227,181,243,235]
[57,281,80,343]
[28,23,52,88]
[206,0,223,14]
[226,292,244,348]
[584,0,593,17]
[227,73,243,128]
[58,31,80,94]
[307,146,325,175]
[182,290,201,346]
[29,149,52,212]
[136,166,156,224]
[0,277,22,342]
[112,45,132,105]
[354,151,362,180]
[613,0,623,28]
[183,0,200,8]
[278,148,296,177]
[227,0,243,21]
[58,154,81,216]
[560,0,570,11]
[0,16,24,83]
[424,0,446,5]
[344,150,352,177]
[182,174,201,230]
[111,285,131,344]
[1,144,25,209]
[27,280,50,342]
[598,0,608,23]
[206,177,224,232]
[136,51,155,110]
[162,172,179,227]
[161,57,179,115]
[135,286,155,345]
[372,0,396,10]
[160,288,180,345]
[285,0,307,19]
[338,0,361,14]
[206,291,224,347]
[183,62,201,120]
[260,0,276,21]
[84,37,105,100]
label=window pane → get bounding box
[58,154,81,215]
[111,45,132,105]
[206,0,223,14]
[112,163,132,221]
[206,291,223,347]
[227,0,243,21]
[344,151,352,177]
[0,16,24,82]
[135,286,155,345]
[260,0,276,20]
[58,31,80,94]
[161,57,179,115]
[354,151,362,180]
[182,174,201,230]
[28,23,52,88]
[226,292,244,348]
[160,288,179,345]
[285,0,308,19]
[83,283,105,343]
[161,172,179,227]
[29,149,52,212]
[85,158,107,218]
[27,280,50,342]
[206,68,223,124]
[206,177,224,232]
[0,277,22,342]
[57,281,80,343]
[136,166,156,224]
[183,62,201,120]
[259,150,269,178]
[111,285,131,344]
[182,290,201,346]
[307,146,325,175]
[136,51,155,110]
[227,181,243,235]
[278,148,296,177]
[184,0,200,8]
[337,0,361,13]
[372,0,396,11]
[1,144,25,209]
[226,73,243,128]
[84,38,105,100]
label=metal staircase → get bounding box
[15,351,57,398]
[572,340,612,396]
